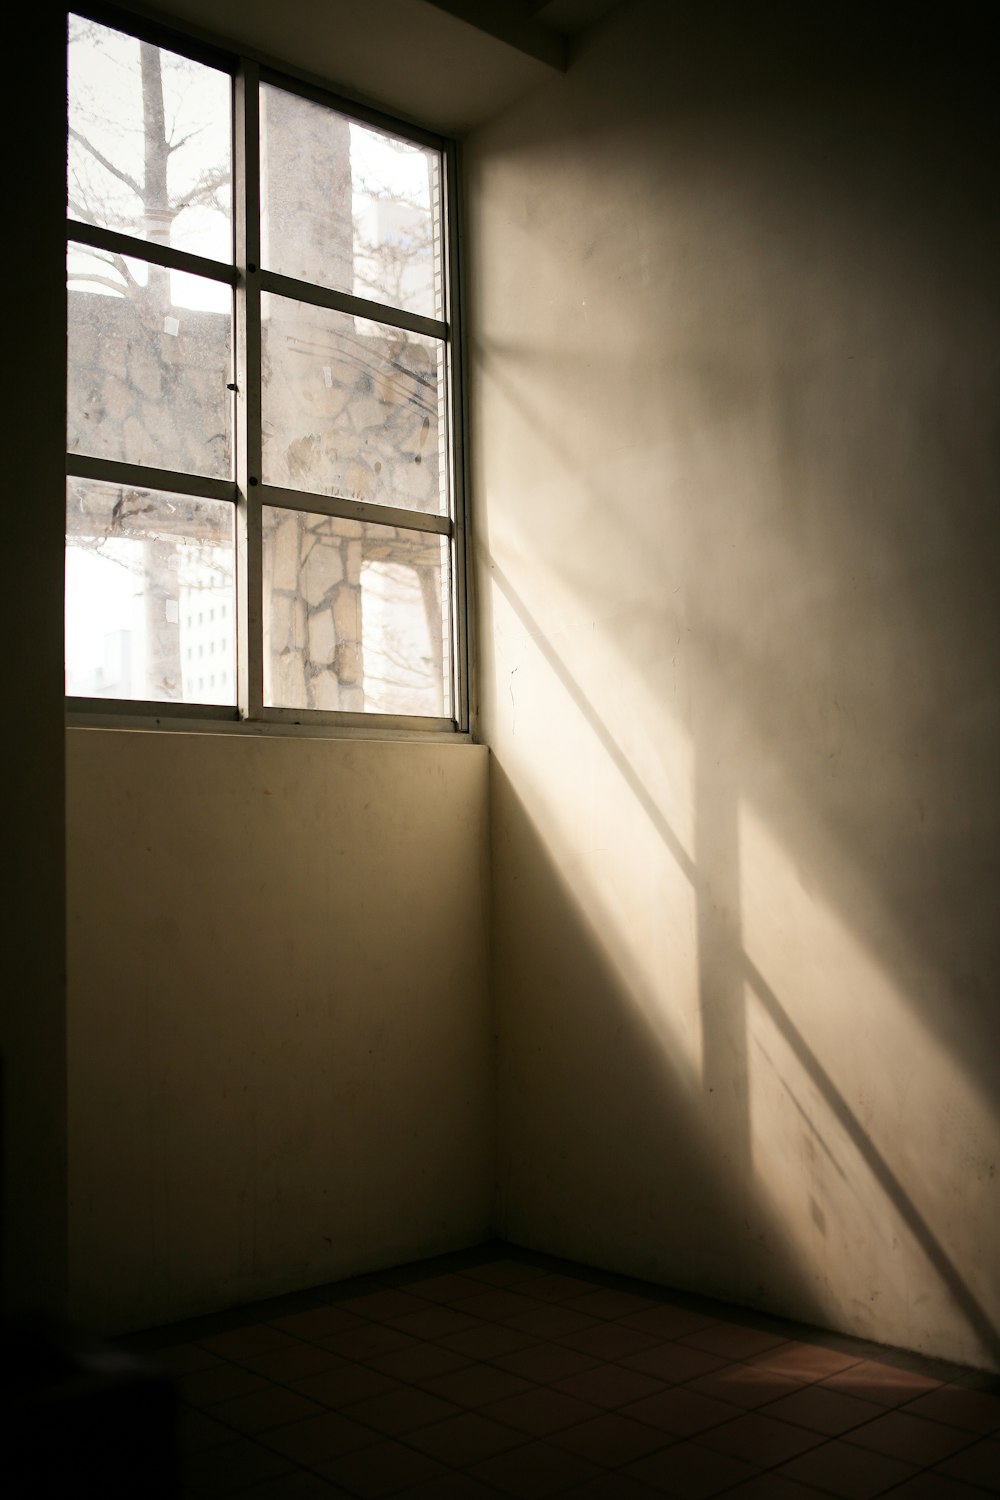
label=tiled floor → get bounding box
[123,1243,1000,1499]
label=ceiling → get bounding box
[135,0,626,136]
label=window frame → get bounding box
[65,3,471,739]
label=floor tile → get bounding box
[622,1341,730,1384]
[761,1384,886,1436]
[395,1273,487,1304]
[551,1410,674,1466]
[366,1339,473,1382]
[556,1476,667,1499]
[317,1326,419,1362]
[261,1412,379,1465]
[420,1360,534,1408]
[722,1476,837,1500]
[884,1474,1000,1500]
[180,1362,271,1408]
[687,1362,804,1409]
[694,1411,824,1466]
[268,1309,366,1343]
[390,1474,506,1499]
[679,1323,789,1361]
[464,1259,546,1287]
[555,1320,662,1361]
[619,1307,719,1341]
[620,1386,746,1437]
[777,1436,919,1497]
[315,1438,448,1496]
[560,1290,660,1320]
[451,1288,544,1321]
[198,1325,298,1361]
[482,1384,604,1435]
[900,1384,1000,1435]
[468,1438,601,1496]
[183,1436,297,1496]
[748,1341,865,1383]
[339,1385,463,1436]
[150,1342,226,1377]
[490,1340,602,1383]
[382,1307,479,1341]
[437,1321,537,1360]
[404,1410,526,1464]
[243,1343,350,1383]
[289,1365,400,1409]
[818,1360,944,1407]
[624,1437,760,1496]
[846,1409,975,1466]
[516,1274,604,1302]
[238,1473,346,1498]
[335,1291,430,1322]
[503,1306,602,1340]
[209,1386,326,1435]
[178,1409,239,1454]
[556,1362,667,1409]
[933,1437,1000,1489]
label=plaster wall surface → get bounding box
[466,0,1000,1368]
[66,729,492,1333]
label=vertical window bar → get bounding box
[445,138,470,733]
[234,61,263,720]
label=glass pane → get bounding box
[68,252,233,478]
[263,507,452,718]
[66,478,235,704]
[260,84,442,319]
[67,14,232,262]
[261,296,447,515]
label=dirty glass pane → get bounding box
[67,253,233,478]
[67,14,232,262]
[260,83,442,319]
[262,507,452,718]
[66,478,235,704]
[261,296,447,515]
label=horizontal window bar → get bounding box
[260,270,448,341]
[67,697,240,722]
[259,483,452,536]
[67,704,471,742]
[67,221,238,285]
[259,706,457,733]
[67,454,238,504]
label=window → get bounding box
[66,7,467,731]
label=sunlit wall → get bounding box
[466,0,1000,1369]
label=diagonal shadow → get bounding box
[485,552,1000,1366]
[745,956,1000,1367]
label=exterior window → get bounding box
[65,9,466,730]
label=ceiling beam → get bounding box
[420,0,568,69]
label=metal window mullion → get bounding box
[235,60,263,721]
[66,221,238,287]
[66,454,237,504]
[259,270,447,341]
[445,137,471,734]
[258,484,451,537]
[260,707,455,733]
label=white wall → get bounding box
[67,729,492,1333]
[467,0,1000,1369]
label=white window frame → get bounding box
[65,3,470,739]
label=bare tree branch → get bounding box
[68,124,143,198]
